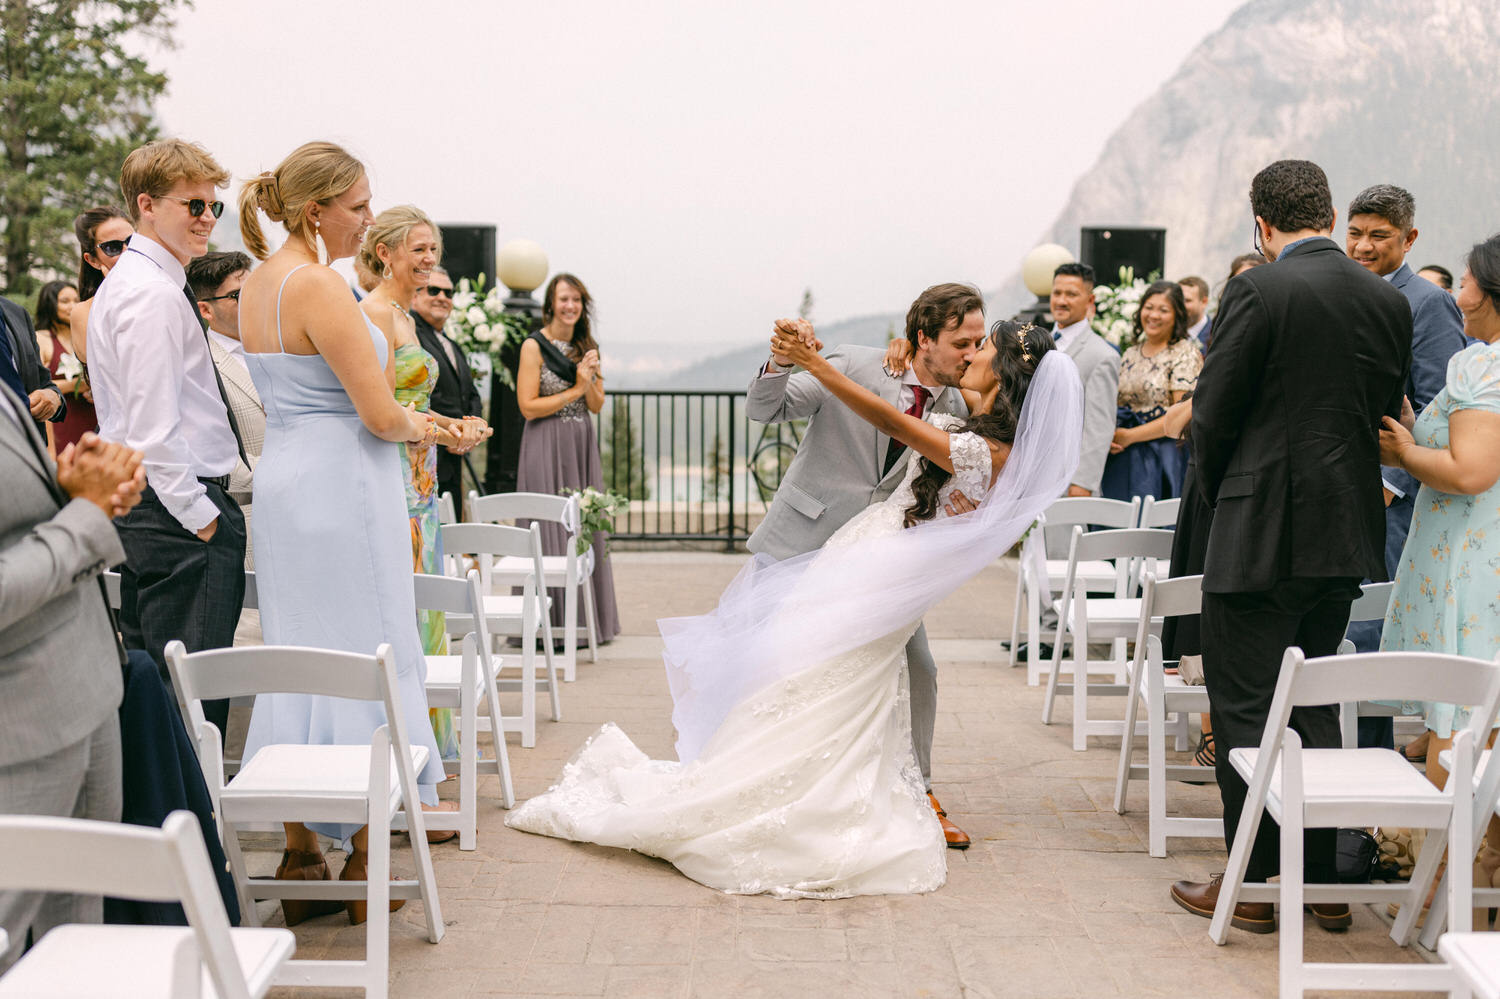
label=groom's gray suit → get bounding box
[746,345,967,788]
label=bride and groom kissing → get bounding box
[507,283,1083,899]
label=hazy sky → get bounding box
[150,0,1242,351]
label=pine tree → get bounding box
[0,0,183,295]
[599,397,650,500]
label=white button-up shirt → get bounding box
[1052,318,1092,352]
[88,234,237,532]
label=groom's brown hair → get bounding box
[904,283,984,351]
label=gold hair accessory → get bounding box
[1014,323,1038,362]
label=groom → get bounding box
[747,282,983,849]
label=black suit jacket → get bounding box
[0,295,66,431]
[1191,237,1410,593]
[413,313,482,420]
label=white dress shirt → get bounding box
[1186,315,1209,343]
[1052,318,1092,352]
[897,368,939,414]
[88,233,237,533]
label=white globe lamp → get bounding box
[1022,243,1075,298]
[496,238,549,295]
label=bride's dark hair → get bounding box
[904,320,1056,526]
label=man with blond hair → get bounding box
[88,138,246,735]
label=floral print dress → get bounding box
[1381,342,1500,736]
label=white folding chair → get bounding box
[0,811,294,999]
[165,641,444,999]
[1439,932,1500,999]
[436,491,457,526]
[414,570,516,849]
[1112,573,1216,857]
[1334,581,1423,747]
[468,490,599,682]
[1208,648,1500,997]
[440,522,562,748]
[1041,527,1176,750]
[1137,495,1181,529]
[1009,496,1139,685]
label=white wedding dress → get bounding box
[506,414,992,898]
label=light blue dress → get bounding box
[241,265,443,836]
[1381,342,1500,736]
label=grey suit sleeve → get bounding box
[1073,347,1120,494]
[745,349,850,424]
[0,498,124,633]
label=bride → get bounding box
[506,319,1082,898]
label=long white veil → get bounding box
[661,349,1084,763]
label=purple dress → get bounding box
[515,345,621,641]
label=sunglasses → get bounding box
[158,195,225,219]
[96,238,129,258]
[200,289,240,303]
[422,286,454,299]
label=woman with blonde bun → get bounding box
[359,205,489,778]
[233,141,446,925]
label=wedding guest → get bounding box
[1050,262,1121,498]
[88,138,245,739]
[236,143,446,922]
[359,205,486,781]
[35,280,93,451]
[68,205,134,366]
[1343,185,1467,755]
[1418,264,1453,291]
[412,266,483,513]
[0,409,142,970]
[1379,235,1500,887]
[515,273,621,644]
[1171,159,1409,934]
[187,251,263,573]
[1,292,65,438]
[1178,275,1212,350]
[1225,252,1264,282]
[1101,281,1201,502]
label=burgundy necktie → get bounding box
[882,384,930,476]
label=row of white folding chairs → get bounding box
[439,489,600,683]
[1011,494,1180,685]
[0,811,294,999]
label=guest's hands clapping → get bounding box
[576,350,601,386]
[406,404,437,445]
[57,433,146,519]
[1379,415,1415,467]
[445,416,491,455]
[770,319,822,369]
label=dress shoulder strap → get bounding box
[274,263,313,353]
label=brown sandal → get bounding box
[273,848,344,926]
[340,850,406,925]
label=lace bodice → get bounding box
[536,338,588,422]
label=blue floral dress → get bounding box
[1381,342,1500,736]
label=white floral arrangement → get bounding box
[54,350,85,385]
[1090,266,1154,352]
[444,275,533,389]
[564,486,629,556]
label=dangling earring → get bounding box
[314,219,328,266]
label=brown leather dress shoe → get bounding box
[928,793,970,850]
[1306,903,1352,931]
[1170,874,1275,934]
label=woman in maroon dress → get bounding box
[34,279,95,452]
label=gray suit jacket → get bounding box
[745,345,967,561]
[1064,330,1121,494]
[207,336,265,505]
[0,395,124,768]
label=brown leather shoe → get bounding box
[928,793,970,850]
[1171,874,1275,934]
[1306,903,1352,931]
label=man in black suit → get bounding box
[411,266,482,512]
[1170,160,1411,934]
[0,294,66,436]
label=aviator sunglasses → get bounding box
[158,195,225,219]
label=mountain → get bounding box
[662,0,1499,389]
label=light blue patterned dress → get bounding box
[241,265,444,838]
[1381,342,1500,736]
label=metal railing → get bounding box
[593,390,804,549]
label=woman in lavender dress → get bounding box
[514,273,620,642]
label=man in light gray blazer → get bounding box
[1050,262,1121,498]
[747,282,982,849]
[0,388,144,971]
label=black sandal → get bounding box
[1179,732,1217,785]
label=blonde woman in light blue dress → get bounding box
[1379,236,1500,896]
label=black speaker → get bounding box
[1080,226,1166,283]
[439,224,496,286]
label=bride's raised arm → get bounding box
[770,321,961,474]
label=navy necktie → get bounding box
[0,312,29,402]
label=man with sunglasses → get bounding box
[86,139,246,737]
[411,266,482,511]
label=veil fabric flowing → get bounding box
[662,349,1084,763]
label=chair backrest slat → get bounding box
[166,641,390,704]
[468,490,578,532]
[1346,580,1395,624]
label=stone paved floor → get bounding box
[261,552,1441,998]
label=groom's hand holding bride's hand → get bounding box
[770,319,822,368]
